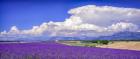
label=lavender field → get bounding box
[0,42,140,59]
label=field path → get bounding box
[97,41,140,51]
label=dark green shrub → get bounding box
[82,40,110,45]
[99,40,109,45]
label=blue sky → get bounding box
[0,0,140,31]
[0,0,140,40]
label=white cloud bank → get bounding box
[69,5,140,26]
[1,5,140,39]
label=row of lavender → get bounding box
[0,42,140,59]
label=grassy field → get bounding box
[58,40,140,51]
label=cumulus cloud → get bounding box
[107,22,138,32]
[0,30,7,35]
[1,5,140,39]
[8,26,20,34]
[69,5,140,26]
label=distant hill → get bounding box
[0,31,140,41]
[97,31,140,40]
[48,32,140,40]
